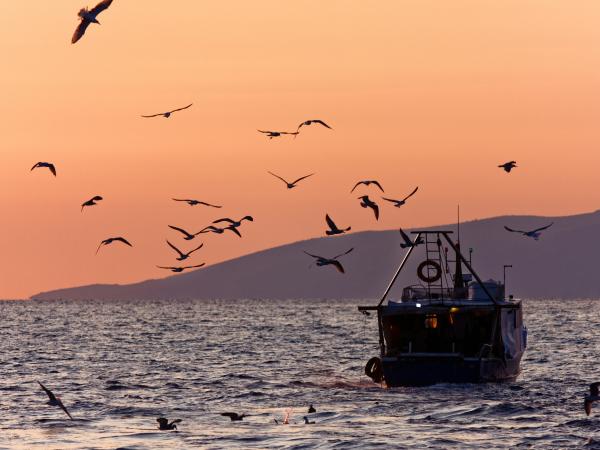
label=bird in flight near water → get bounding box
[71,0,113,44]
[296,119,333,132]
[498,161,517,173]
[38,382,73,420]
[258,130,299,139]
[157,264,205,273]
[96,237,133,254]
[142,103,193,118]
[166,240,204,261]
[267,171,315,189]
[325,214,351,236]
[358,195,380,220]
[504,223,553,240]
[31,162,56,177]
[172,198,222,208]
[351,180,384,193]
[304,248,354,273]
[381,187,419,208]
[81,195,103,212]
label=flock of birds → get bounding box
[26,0,596,428]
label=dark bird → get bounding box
[157,418,182,430]
[358,195,379,220]
[213,216,254,228]
[96,237,132,254]
[304,248,354,273]
[498,161,517,173]
[168,225,199,241]
[71,0,113,44]
[308,404,316,414]
[297,119,333,132]
[221,412,247,421]
[172,198,222,208]
[166,240,203,261]
[325,214,351,236]
[38,382,73,420]
[504,223,553,240]
[81,195,103,212]
[268,171,315,189]
[157,264,205,273]
[303,416,315,424]
[31,162,56,177]
[258,130,299,139]
[399,227,424,248]
[197,225,226,235]
[142,103,193,118]
[585,383,600,416]
[381,187,419,208]
[351,180,384,193]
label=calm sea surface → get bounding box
[0,298,599,449]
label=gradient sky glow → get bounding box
[2,1,600,298]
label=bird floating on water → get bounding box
[325,214,351,236]
[157,417,182,430]
[358,195,379,220]
[268,171,315,189]
[168,225,200,241]
[381,187,419,208]
[304,248,354,273]
[258,130,299,139]
[96,237,132,254]
[166,240,203,261]
[399,227,424,248]
[308,404,316,413]
[303,416,315,424]
[31,162,56,177]
[221,412,247,421]
[504,223,553,240]
[71,0,113,44]
[142,103,193,118]
[172,198,222,208]
[351,180,384,193]
[157,263,205,273]
[38,382,73,420]
[498,161,517,173]
[297,119,333,132]
[81,195,103,212]
[585,382,600,416]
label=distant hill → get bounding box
[31,210,600,300]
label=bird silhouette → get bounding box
[304,248,354,273]
[71,0,113,44]
[142,103,193,118]
[585,383,600,416]
[399,227,423,248]
[172,198,222,208]
[96,237,132,254]
[258,130,299,139]
[38,382,73,420]
[308,404,316,413]
[268,171,315,189]
[498,161,517,173]
[221,412,247,421]
[166,240,204,261]
[157,264,205,273]
[297,119,333,132]
[504,223,553,240]
[351,180,384,193]
[213,216,254,228]
[197,225,225,235]
[81,195,103,212]
[168,225,200,241]
[303,416,315,424]
[31,162,56,177]
[381,187,419,207]
[157,418,182,430]
[325,214,351,236]
[358,195,379,220]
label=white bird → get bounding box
[325,214,351,236]
[31,162,56,177]
[71,0,113,44]
[504,223,553,240]
[399,227,423,248]
[304,248,354,273]
[585,382,600,416]
[166,240,203,261]
[142,103,193,118]
[267,171,315,189]
[381,187,419,208]
[38,382,73,420]
[81,195,103,212]
[96,237,132,254]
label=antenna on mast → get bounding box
[457,205,461,244]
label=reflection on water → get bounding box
[0,298,598,449]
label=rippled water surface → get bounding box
[1,298,599,449]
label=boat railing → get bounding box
[401,285,454,301]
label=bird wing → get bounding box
[291,173,315,185]
[170,419,183,426]
[57,399,73,420]
[402,186,418,201]
[531,222,553,233]
[169,103,193,113]
[333,247,354,260]
[169,225,193,238]
[115,237,133,247]
[371,180,385,192]
[90,0,113,15]
[591,382,600,397]
[166,240,185,257]
[504,226,524,234]
[189,243,204,254]
[199,201,222,208]
[398,228,412,243]
[350,181,363,193]
[48,164,57,176]
[71,20,91,44]
[268,171,289,185]
[331,260,345,273]
[241,216,254,222]
[213,218,235,225]
[38,382,57,402]
[313,119,332,129]
[31,162,40,171]
[325,214,337,231]
[226,226,242,237]
[156,266,174,270]
[381,196,400,204]
[303,250,322,259]
[95,242,105,254]
[172,198,190,202]
[257,130,273,134]
[183,264,205,269]
[141,113,164,118]
[92,196,103,201]
[372,203,380,220]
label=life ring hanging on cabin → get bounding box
[365,357,383,383]
[417,260,442,284]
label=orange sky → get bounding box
[2,1,600,299]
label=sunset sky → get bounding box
[2,1,600,299]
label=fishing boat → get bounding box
[358,230,526,387]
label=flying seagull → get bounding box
[504,223,553,240]
[168,225,199,241]
[96,237,132,254]
[297,119,333,132]
[31,162,56,177]
[381,187,419,208]
[166,240,203,261]
[81,195,103,212]
[38,382,73,420]
[71,0,113,44]
[358,195,379,220]
[399,227,423,248]
[157,263,205,273]
[351,180,384,193]
[221,412,247,421]
[142,103,193,118]
[325,214,351,236]
[157,418,182,430]
[304,248,354,273]
[258,130,299,139]
[499,161,517,173]
[267,171,315,189]
[213,216,254,228]
[197,225,225,235]
[172,198,222,208]
[585,382,600,416]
